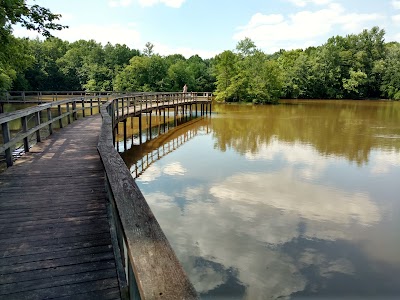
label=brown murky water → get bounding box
[121,100,400,299]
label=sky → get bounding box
[13,0,400,58]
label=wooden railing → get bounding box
[0,97,101,167]
[0,90,116,103]
[97,92,211,299]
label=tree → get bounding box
[18,38,70,90]
[236,37,257,57]
[0,0,67,90]
[380,43,400,99]
[0,36,33,90]
[114,55,168,92]
[57,40,105,90]
[246,52,282,103]
[213,50,238,101]
[277,49,304,98]
[143,42,154,57]
[342,69,367,98]
[0,0,67,43]
[167,60,193,91]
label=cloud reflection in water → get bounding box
[138,132,400,299]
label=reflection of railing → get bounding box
[129,121,209,178]
[98,92,209,299]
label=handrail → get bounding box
[97,92,211,299]
[0,96,102,167]
[0,90,116,103]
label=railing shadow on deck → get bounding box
[97,92,211,300]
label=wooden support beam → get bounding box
[1,122,12,167]
[21,116,29,152]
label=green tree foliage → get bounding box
[213,41,282,103]
[213,50,238,101]
[380,43,400,99]
[19,38,69,90]
[0,0,66,90]
[114,55,169,92]
[2,17,399,103]
[276,26,388,100]
[236,37,257,56]
[0,0,66,43]
[0,36,33,90]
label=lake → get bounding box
[120,100,400,299]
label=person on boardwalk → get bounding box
[183,84,188,93]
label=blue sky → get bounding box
[14,0,400,58]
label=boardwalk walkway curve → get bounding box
[0,92,212,300]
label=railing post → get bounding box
[47,107,53,135]
[149,110,152,140]
[58,105,63,128]
[35,111,41,142]
[122,98,125,118]
[123,119,127,151]
[138,114,142,145]
[81,99,85,118]
[116,98,120,123]
[90,98,93,115]
[21,116,29,152]
[67,103,71,124]
[72,101,77,120]
[2,122,13,167]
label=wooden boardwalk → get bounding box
[0,115,121,299]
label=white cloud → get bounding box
[392,0,400,9]
[143,167,381,298]
[392,14,400,24]
[287,0,332,7]
[163,162,187,175]
[108,0,133,7]
[245,138,333,180]
[370,148,400,175]
[137,164,162,182]
[13,23,142,48]
[153,42,219,58]
[108,0,186,8]
[234,3,383,53]
[209,171,381,228]
[138,0,186,8]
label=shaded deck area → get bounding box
[0,115,121,299]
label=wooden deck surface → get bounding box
[0,115,121,300]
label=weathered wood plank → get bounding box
[0,115,121,299]
[0,277,119,300]
[0,267,117,295]
[0,232,111,252]
[0,260,116,285]
[0,244,113,267]
[0,237,113,260]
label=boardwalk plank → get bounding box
[0,115,121,299]
[0,277,119,300]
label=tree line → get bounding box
[1,1,399,102]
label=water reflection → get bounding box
[124,100,400,299]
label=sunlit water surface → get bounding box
[121,100,400,299]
